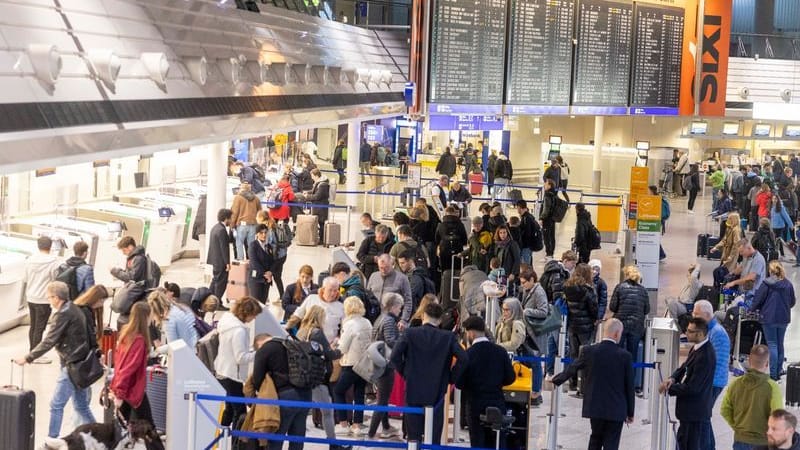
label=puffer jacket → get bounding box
[435,152,457,177]
[574,210,593,253]
[610,279,650,337]
[539,260,569,302]
[110,245,147,284]
[751,276,796,325]
[466,230,493,273]
[564,285,598,335]
[539,189,557,221]
[215,312,254,382]
[268,179,296,221]
[339,316,373,366]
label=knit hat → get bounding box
[588,259,602,271]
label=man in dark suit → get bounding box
[552,318,634,450]
[391,302,468,445]
[207,208,233,299]
[659,317,716,450]
[456,316,515,448]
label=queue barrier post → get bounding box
[545,314,568,450]
[423,406,434,446]
[642,323,652,400]
[187,391,197,450]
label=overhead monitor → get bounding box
[158,207,175,218]
[722,122,740,136]
[689,121,708,135]
[549,135,562,145]
[636,141,650,151]
[752,123,772,137]
[785,125,800,137]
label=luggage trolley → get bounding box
[661,166,676,197]
[730,306,763,373]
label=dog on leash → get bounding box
[41,419,164,450]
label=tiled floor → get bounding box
[3,189,800,449]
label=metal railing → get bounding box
[732,32,800,60]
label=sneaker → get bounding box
[687,210,695,214]
[380,426,400,438]
[33,357,52,364]
[531,395,543,407]
[335,424,351,435]
[350,424,367,436]
[544,374,554,382]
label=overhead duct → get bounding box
[327,66,342,85]
[292,64,311,85]
[184,56,208,86]
[140,52,169,86]
[219,55,246,84]
[270,62,291,85]
[87,49,121,88]
[27,44,62,87]
[311,65,329,85]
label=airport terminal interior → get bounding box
[1,0,800,449]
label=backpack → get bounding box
[250,164,266,183]
[145,255,161,290]
[551,197,569,223]
[341,147,348,161]
[282,337,327,389]
[661,197,671,220]
[274,222,293,249]
[523,214,544,252]
[753,231,778,262]
[196,329,219,375]
[588,224,602,250]
[55,262,86,301]
[347,284,381,323]
[399,241,429,269]
[266,186,284,208]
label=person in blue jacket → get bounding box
[751,261,796,380]
[770,194,794,246]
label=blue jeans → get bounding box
[235,224,256,260]
[532,357,543,393]
[618,331,643,389]
[520,247,532,266]
[762,323,788,380]
[49,367,95,437]
[545,330,567,375]
[708,386,723,449]
[269,387,311,450]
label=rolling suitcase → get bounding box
[696,233,710,257]
[324,222,341,247]
[101,307,118,366]
[296,214,320,246]
[225,260,249,301]
[0,363,35,450]
[787,364,800,406]
[146,366,168,434]
[707,236,722,260]
[468,173,483,195]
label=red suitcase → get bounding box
[0,363,35,450]
[101,307,118,366]
[388,371,406,418]
[468,173,483,195]
[225,260,249,302]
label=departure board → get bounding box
[506,0,575,108]
[630,4,684,108]
[572,0,633,106]
[428,0,507,106]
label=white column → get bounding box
[205,142,229,244]
[592,116,604,193]
[346,120,361,207]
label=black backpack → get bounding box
[250,164,266,183]
[281,337,327,389]
[522,214,544,252]
[399,241,429,269]
[551,197,569,223]
[145,255,161,290]
[588,224,602,250]
[55,262,86,301]
[348,284,381,323]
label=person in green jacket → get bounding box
[709,165,725,212]
[721,344,783,447]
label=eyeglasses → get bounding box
[502,307,511,312]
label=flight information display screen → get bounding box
[428,0,507,106]
[505,0,575,107]
[630,4,684,108]
[572,0,633,106]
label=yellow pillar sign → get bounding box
[628,167,650,229]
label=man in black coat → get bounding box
[303,168,330,242]
[207,208,233,299]
[456,316,515,449]
[356,224,394,279]
[391,303,468,445]
[552,318,634,450]
[659,317,716,450]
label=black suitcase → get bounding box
[787,364,800,406]
[707,236,722,260]
[0,363,35,450]
[738,320,763,355]
[696,233,710,257]
[509,189,523,204]
[440,269,460,310]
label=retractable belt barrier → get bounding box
[512,355,655,369]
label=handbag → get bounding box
[524,304,562,336]
[68,346,104,389]
[111,280,146,315]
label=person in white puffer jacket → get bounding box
[214,297,263,428]
[332,296,374,436]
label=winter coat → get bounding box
[305,177,331,221]
[713,225,744,272]
[494,239,521,277]
[435,153,457,178]
[770,204,794,231]
[25,301,89,365]
[756,191,772,218]
[609,279,650,337]
[594,275,608,320]
[466,230,494,273]
[494,156,513,180]
[751,276,795,325]
[539,189,558,222]
[111,334,148,408]
[519,283,549,352]
[366,269,413,323]
[574,210,594,254]
[435,215,468,269]
[230,189,262,226]
[564,285,598,335]
[332,144,346,170]
[357,236,394,279]
[268,179,296,221]
[495,319,526,353]
[539,259,569,302]
[192,194,207,240]
[215,312,255,382]
[110,245,147,284]
[459,265,489,319]
[339,316,373,366]
[59,256,95,297]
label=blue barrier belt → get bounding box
[512,355,655,369]
[195,393,425,414]
[260,201,348,210]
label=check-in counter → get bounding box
[77,202,184,268]
[114,193,196,257]
[9,216,123,288]
[0,251,29,333]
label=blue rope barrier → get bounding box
[196,399,222,427]
[195,393,425,414]
[422,444,499,450]
[230,429,409,449]
[203,434,225,450]
[512,355,655,369]
[260,201,349,210]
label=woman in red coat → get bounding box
[756,184,772,218]
[268,175,297,223]
[111,302,154,426]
